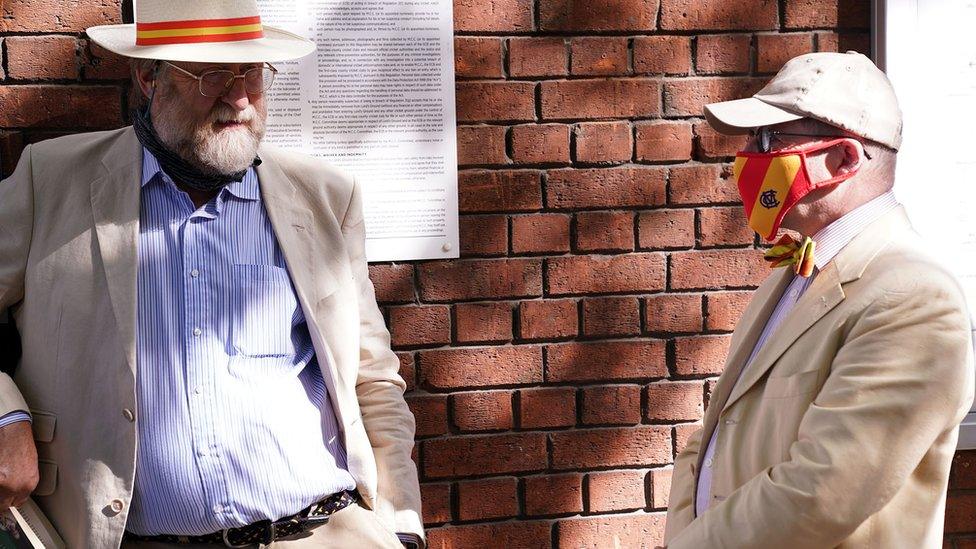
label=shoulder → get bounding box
[28,127,133,163]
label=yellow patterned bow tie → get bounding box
[764,235,816,278]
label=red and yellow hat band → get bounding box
[136,16,264,46]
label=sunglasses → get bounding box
[748,127,872,159]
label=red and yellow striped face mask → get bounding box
[732,138,862,241]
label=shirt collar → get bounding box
[141,147,261,201]
[811,190,899,270]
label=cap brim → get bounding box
[87,24,316,63]
[703,97,804,135]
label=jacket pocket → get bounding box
[28,409,56,443]
[34,459,58,496]
[763,369,822,399]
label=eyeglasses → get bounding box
[160,61,278,98]
[749,127,872,159]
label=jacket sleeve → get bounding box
[340,176,425,546]
[668,279,975,549]
[663,426,703,543]
[0,145,33,418]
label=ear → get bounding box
[832,138,865,175]
[133,61,158,100]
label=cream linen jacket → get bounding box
[664,206,975,548]
[0,127,424,548]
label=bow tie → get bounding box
[764,235,816,278]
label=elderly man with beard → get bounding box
[0,1,423,548]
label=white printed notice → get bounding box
[256,0,459,262]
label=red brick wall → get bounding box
[2,0,974,547]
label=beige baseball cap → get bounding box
[703,51,903,150]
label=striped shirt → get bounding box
[694,191,899,518]
[125,149,356,535]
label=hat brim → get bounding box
[87,24,315,63]
[703,97,804,135]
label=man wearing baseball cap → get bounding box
[662,52,974,548]
[0,1,423,547]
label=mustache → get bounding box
[210,104,257,124]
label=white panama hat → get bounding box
[87,0,315,63]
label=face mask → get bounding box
[732,138,863,241]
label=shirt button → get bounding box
[190,269,200,278]
[198,449,208,457]
[704,457,714,467]
[789,289,799,298]
[193,327,202,337]
[213,504,223,514]
[194,386,203,395]
[122,409,135,422]
[110,499,125,513]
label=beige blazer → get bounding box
[664,207,975,548]
[0,127,424,548]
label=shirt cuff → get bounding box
[0,410,31,429]
[397,533,421,548]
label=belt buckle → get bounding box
[222,520,275,548]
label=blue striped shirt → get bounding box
[124,149,356,535]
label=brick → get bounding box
[452,390,514,432]
[674,335,732,376]
[587,470,646,512]
[570,37,630,76]
[649,468,672,509]
[459,215,508,257]
[574,121,633,164]
[457,477,519,521]
[668,163,740,205]
[695,121,749,160]
[518,300,578,341]
[6,36,78,80]
[645,381,704,422]
[0,86,122,129]
[633,36,691,75]
[757,33,815,73]
[523,474,583,516]
[547,167,666,209]
[0,0,122,32]
[454,37,503,78]
[581,385,642,425]
[949,450,976,490]
[644,293,703,333]
[407,394,449,437]
[424,432,548,478]
[398,353,417,392]
[456,81,536,122]
[508,37,568,78]
[663,77,765,117]
[575,211,635,253]
[369,264,415,303]
[540,79,660,120]
[420,345,542,389]
[551,426,672,469]
[547,340,667,382]
[670,249,767,290]
[784,0,870,29]
[420,483,452,525]
[511,124,571,165]
[696,34,752,74]
[557,513,666,548]
[519,386,577,428]
[389,305,451,347]
[456,125,508,166]
[660,0,778,31]
[674,423,702,454]
[635,121,694,162]
[637,209,695,250]
[453,0,533,32]
[81,40,129,80]
[455,302,512,343]
[547,253,666,295]
[458,170,543,213]
[0,131,25,179]
[582,297,640,338]
[817,32,870,56]
[699,206,754,247]
[539,0,659,31]
[512,213,572,254]
[945,493,976,534]
[426,521,551,548]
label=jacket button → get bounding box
[122,409,135,422]
[110,499,125,513]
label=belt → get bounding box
[124,490,359,547]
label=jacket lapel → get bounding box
[90,128,142,375]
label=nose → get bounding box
[221,77,250,111]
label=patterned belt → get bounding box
[124,490,359,547]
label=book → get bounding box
[0,499,64,549]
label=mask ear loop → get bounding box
[807,138,865,190]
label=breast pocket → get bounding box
[232,264,299,357]
[762,368,823,399]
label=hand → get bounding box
[0,421,38,508]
